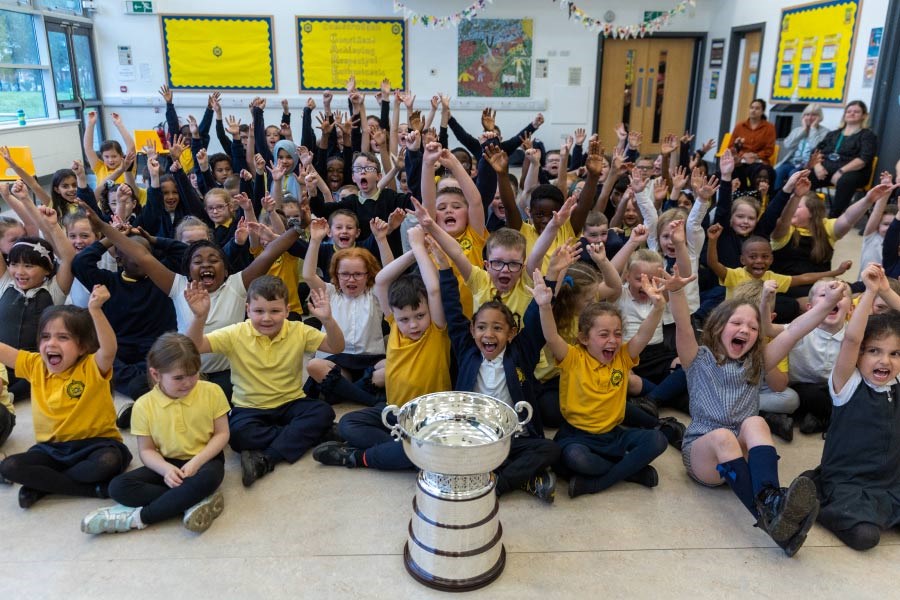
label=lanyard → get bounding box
[833,133,845,154]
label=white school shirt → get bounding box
[858,232,884,279]
[474,350,513,408]
[618,284,664,346]
[0,271,66,305]
[316,283,385,358]
[170,273,247,373]
[829,367,900,407]
[787,323,845,384]
[67,254,117,307]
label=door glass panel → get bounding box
[59,108,77,120]
[622,49,636,128]
[48,29,74,102]
[0,67,49,121]
[35,0,84,16]
[73,33,97,100]
[652,50,668,143]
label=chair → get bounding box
[770,144,780,165]
[715,132,732,158]
[0,147,36,181]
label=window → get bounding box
[0,9,51,122]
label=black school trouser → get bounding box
[109,454,224,525]
[0,404,14,447]
[494,436,561,495]
[793,381,832,423]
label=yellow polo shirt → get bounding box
[16,351,120,443]
[466,265,533,322]
[520,220,576,273]
[92,163,147,206]
[206,319,326,410]
[385,318,451,407]
[770,219,837,251]
[251,249,303,315]
[131,380,230,460]
[722,267,792,298]
[0,364,12,415]
[558,343,636,434]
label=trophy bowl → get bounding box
[381,392,532,475]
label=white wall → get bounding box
[87,0,889,156]
[694,0,889,146]
[0,121,82,175]
[90,0,712,153]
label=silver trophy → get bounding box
[382,392,533,592]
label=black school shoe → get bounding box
[312,441,361,468]
[520,468,556,504]
[763,412,794,442]
[632,396,659,419]
[658,417,686,450]
[755,476,818,546]
[240,450,273,487]
[18,486,47,509]
[115,403,134,429]
[798,413,826,435]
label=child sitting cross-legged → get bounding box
[0,285,133,508]
[185,276,343,487]
[312,225,451,470]
[81,333,230,535]
[534,268,669,498]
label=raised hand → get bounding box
[627,130,642,150]
[187,115,199,138]
[707,222,723,241]
[669,219,686,245]
[387,207,406,232]
[719,149,735,178]
[184,280,211,316]
[547,239,582,279]
[481,108,496,132]
[87,284,111,310]
[552,195,578,227]
[266,160,287,181]
[370,217,390,241]
[629,168,647,194]
[483,144,509,174]
[574,127,587,146]
[307,287,333,322]
[586,242,608,265]
[614,122,628,144]
[316,112,334,137]
[169,134,187,160]
[158,85,173,103]
[836,259,853,275]
[532,113,544,129]
[691,169,719,200]
[309,217,329,242]
[660,133,678,156]
[584,139,605,177]
[662,264,697,293]
[529,269,554,307]
[671,166,689,191]
[641,273,667,308]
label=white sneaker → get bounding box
[81,504,140,534]
[183,491,224,533]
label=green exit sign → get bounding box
[126,1,153,14]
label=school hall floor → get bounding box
[1,228,897,600]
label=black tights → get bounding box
[832,522,881,551]
[0,447,126,497]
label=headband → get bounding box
[12,241,53,262]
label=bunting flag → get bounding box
[558,0,696,38]
[392,0,493,28]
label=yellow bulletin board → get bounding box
[771,0,861,104]
[160,15,277,91]
[297,17,407,91]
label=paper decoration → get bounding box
[557,0,696,38]
[392,0,492,28]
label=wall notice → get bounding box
[770,0,860,104]
[297,17,407,91]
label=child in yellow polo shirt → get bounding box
[81,333,230,535]
[707,223,851,323]
[313,225,451,470]
[0,286,133,509]
[186,275,343,488]
[533,270,668,498]
[0,365,12,447]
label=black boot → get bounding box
[755,476,818,546]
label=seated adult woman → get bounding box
[808,100,878,218]
[773,103,829,191]
[730,99,777,191]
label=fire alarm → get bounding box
[120,85,128,93]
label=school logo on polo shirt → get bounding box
[610,369,624,386]
[66,381,85,399]
[460,238,473,252]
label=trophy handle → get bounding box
[514,401,533,431]
[381,404,402,440]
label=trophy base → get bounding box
[404,542,506,593]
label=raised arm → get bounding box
[771,171,809,242]
[705,223,728,281]
[531,270,568,362]
[83,111,101,170]
[628,274,667,358]
[184,281,213,354]
[764,279,845,368]
[439,149,486,237]
[610,224,649,274]
[408,225,445,328]
[308,287,344,355]
[413,198,473,280]
[834,182,900,240]
[571,139,604,235]
[374,249,416,318]
[587,242,622,301]
[664,267,699,368]
[239,224,300,288]
[86,285,116,375]
[483,144,522,230]
[301,217,330,292]
[525,195,577,275]
[863,172,895,236]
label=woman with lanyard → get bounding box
[773,103,829,191]
[808,100,878,218]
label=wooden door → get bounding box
[735,31,762,124]
[597,39,649,151]
[598,38,696,154]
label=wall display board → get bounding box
[770,0,861,104]
[297,17,407,91]
[160,15,276,90]
[457,19,533,97]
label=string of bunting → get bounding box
[391,0,493,28]
[557,0,696,38]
